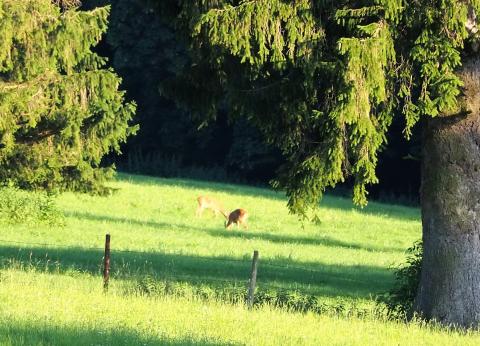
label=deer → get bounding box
[196,196,225,218]
[224,208,249,230]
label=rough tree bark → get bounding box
[415,58,480,327]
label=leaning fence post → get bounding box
[247,250,259,309]
[103,234,111,291]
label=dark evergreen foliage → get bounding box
[0,0,137,193]
[79,0,420,198]
[81,0,283,183]
[156,0,478,216]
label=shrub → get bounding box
[377,240,423,320]
[0,186,65,226]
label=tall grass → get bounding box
[1,173,478,344]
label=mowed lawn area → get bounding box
[1,174,479,345]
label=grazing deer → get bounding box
[196,196,226,218]
[225,208,248,230]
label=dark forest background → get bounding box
[82,0,421,204]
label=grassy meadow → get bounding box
[1,173,479,345]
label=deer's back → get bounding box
[198,196,219,206]
[229,208,248,221]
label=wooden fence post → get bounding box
[247,250,259,309]
[103,234,111,291]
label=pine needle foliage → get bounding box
[0,0,137,193]
[161,0,480,216]
[195,0,324,67]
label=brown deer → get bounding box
[196,196,225,218]
[225,208,249,230]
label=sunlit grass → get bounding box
[1,270,479,345]
[1,173,478,344]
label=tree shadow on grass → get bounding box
[65,210,182,229]
[0,243,393,299]
[115,173,420,222]
[66,211,405,254]
[116,172,278,201]
[0,322,228,346]
[204,228,404,253]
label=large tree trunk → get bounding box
[414,59,480,327]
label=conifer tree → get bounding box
[161,0,480,327]
[0,0,136,193]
